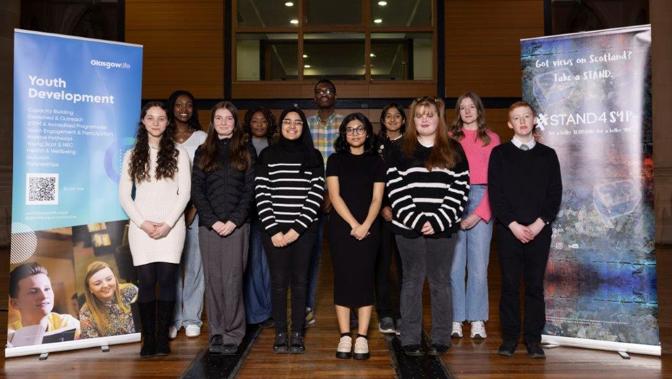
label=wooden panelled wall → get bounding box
[125,0,224,100]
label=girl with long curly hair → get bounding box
[119,101,191,357]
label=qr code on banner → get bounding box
[26,173,59,205]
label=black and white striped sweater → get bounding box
[254,143,325,236]
[386,142,470,238]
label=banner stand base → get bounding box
[6,333,141,358]
[542,335,661,357]
[618,351,631,360]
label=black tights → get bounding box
[135,262,179,303]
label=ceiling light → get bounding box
[285,2,294,7]
[370,53,376,58]
[304,64,311,68]
[303,54,309,58]
[378,1,388,6]
[374,18,383,24]
[290,19,299,25]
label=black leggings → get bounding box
[135,262,179,303]
[262,224,317,333]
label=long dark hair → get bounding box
[197,101,251,172]
[334,112,376,154]
[450,91,491,146]
[167,90,200,130]
[402,96,461,170]
[378,103,406,139]
[243,106,277,144]
[129,101,178,182]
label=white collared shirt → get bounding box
[511,136,536,150]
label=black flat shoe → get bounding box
[273,331,288,354]
[208,335,224,355]
[289,331,305,354]
[402,344,424,357]
[526,343,545,359]
[497,341,517,357]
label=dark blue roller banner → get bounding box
[521,25,659,355]
[8,30,143,358]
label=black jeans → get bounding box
[375,218,402,319]
[396,235,454,346]
[497,224,551,344]
[262,224,318,333]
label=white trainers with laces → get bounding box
[185,324,201,338]
[451,322,463,338]
[470,321,487,339]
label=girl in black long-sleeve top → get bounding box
[191,101,255,355]
[254,107,324,354]
[386,97,469,356]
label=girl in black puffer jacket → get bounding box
[191,101,255,355]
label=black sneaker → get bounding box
[427,343,451,356]
[526,342,545,359]
[497,340,517,357]
[378,317,396,334]
[208,335,224,355]
[273,331,289,354]
[289,331,305,354]
[402,344,424,357]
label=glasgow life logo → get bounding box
[90,59,131,70]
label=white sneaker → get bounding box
[353,336,370,360]
[451,322,463,338]
[336,335,352,359]
[185,324,201,338]
[169,326,179,340]
[470,321,487,339]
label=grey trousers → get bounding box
[199,223,250,345]
[396,235,454,346]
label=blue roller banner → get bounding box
[8,30,143,358]
[12,29,142,232]
[521,26,659,353]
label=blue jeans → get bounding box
[173,214,204,328]
[449,185,493,322]
[305,214,325,311]
[243,222,273,324]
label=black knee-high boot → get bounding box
[156,301,175,355]
[139,301,157,357]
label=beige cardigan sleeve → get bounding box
[163,147,192,227]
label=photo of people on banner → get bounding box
[8,221,138,348]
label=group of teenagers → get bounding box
[117,79,562,361]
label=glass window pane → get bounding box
[306,0,361,26]
[237,34,298,81]
[371,33,432,80]
[370,0,432,27]
[237,0,299,28]
[303,33,365,80]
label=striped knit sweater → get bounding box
[386,142,470,238]
[254,142,325,236]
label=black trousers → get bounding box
[497,224,551,345]
[262,224,318,333]
[374,218,402,319]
